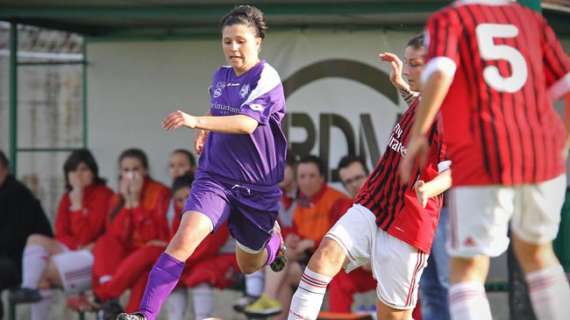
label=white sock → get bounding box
[30,289,52,320]
[288,268,332,320]
[245,270,265,297]
[165,288,187,320]
[192,284,214,320]
[21,245,49,289]
[526,264,570,320]
[449,282,492,320]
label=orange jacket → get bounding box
[55,183,114,250]
[292,184,350,246]
[107,179,170,250]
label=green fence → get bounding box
[554,188,570,272]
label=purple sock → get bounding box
[265,231,281,266]
[138,253,184,320]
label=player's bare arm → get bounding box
[162,110,258,134]
[414,169,452,208]
[562,93,570,159]
[400,70,453,181]
[379,52,419,102]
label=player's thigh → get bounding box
[376,300,413,320]
[513,174,566,245]
[167,211,215,261]
[182,173,232,233]
[447,185,515,258]
[324,204,377,273]
[372,230,428,311]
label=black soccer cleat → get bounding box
[269,222,287,272]
[116,313,146,320]
[9,288,43,304]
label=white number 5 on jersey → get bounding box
[476,24,528,93]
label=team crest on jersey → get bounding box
[240,84,250,98]
[213,81,226,98]
[249,103,264,112]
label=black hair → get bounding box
[172,149,196,168]
[0,150,8,169]
[118,148,149,171]
[63,149,106,191]
[285,149,299,167]
[297,154,326,177]
[407,33,425,50]
[220,5,268,39]
[171,172,194,193]
[337,155,369,175]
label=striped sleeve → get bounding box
[422,8,463,83]
[539,15,570,100]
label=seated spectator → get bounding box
[10,149,113,320]
[245,155,349,319]
[92,148,170,318]
[168,149,196,179]
[327,155,376,313]
[0,150,53,319]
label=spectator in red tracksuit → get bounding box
[10,149,113,320]
[92,148,170,318]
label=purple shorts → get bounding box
[183,171,281,251]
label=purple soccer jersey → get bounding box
[198,60,287,186]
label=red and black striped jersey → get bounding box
[423,0,570,186]
[354,98,447,252]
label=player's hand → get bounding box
[79,242,95,251]
[297,239,315,251]
[285,234,300,248]
[400,135,429,182]
[147,240,168,247]
[195,129,209,155]
[162,110,197,131]
[379,52,409,91]
[128,172,144,205]
[68,172,83,210]
[414,180,429,208]
[562,139,570,161]
[119,173,130,199]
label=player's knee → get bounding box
[377,302,411,320]
[238,261,261,274]
[513,238,557,273]
[308,238,346,273]
[450,256,489,283]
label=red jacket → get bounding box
[55,183,114,250]
[107,179,170,250]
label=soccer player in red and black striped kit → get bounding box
[402,1,570,320]
[288,34,452,320]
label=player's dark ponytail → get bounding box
[221,5,268,39]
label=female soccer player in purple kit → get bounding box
[118,5,287,320]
